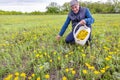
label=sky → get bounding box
[0,0,108,12]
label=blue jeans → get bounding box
[65,32,75,43]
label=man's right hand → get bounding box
[79,20,86,25]
[56,35,61,41]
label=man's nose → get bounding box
[73,8,77,11]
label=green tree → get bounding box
[112,0,120,12]
[46,2,60,14]
[62,2,70,12]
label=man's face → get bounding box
[71,3,79,14]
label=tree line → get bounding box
[0,0,120,15]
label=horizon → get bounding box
[0,0,108,12]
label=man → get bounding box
[56,0,94,45]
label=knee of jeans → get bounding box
[65,38,70,43]
[65,38,75,44]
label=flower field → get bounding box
[0,14,120,80]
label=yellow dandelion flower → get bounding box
[108,56,112,59]
[8,74,13,79]
[34,36,37,40]
[105,66,110,70]
[53,52,56,55]
[45,74,50,79]
[88,66,95,70]
[3,77,9,80]
[82,70,87,74]
[36,54,39,58]
[4,74,13,80]
[50,59,52,63]
[58,57,61,60]
[47,55,50,58]
[20,72,26,78]
[100,69,105,73]
[103,46,109,51]
[15,72,19,76]
[65,55,68,58]
[105,57,110,61]
[81,49,84,52]
[44,53,47,56]
[69,52,73,55]
[31,74,35,77]
[81,54,86,57]
[85,63,90,67]
[37,77,41,80]
[72,70,76,75]
[65,68,69,72]
[62,76,67,80]
[14,77,19,80]
[34,50,37,53]
[39,55,43,58]
[94,71,100,75]
[39,66,44,70]
[28,76,32,80]
[109,52,113,55]
[115,52,118,54]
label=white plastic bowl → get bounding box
[73,23,91,46]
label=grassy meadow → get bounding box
[0,14,120,80]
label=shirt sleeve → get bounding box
[59,16,71,36]
[84,8,94,25]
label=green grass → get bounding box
[0,14,120,80]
